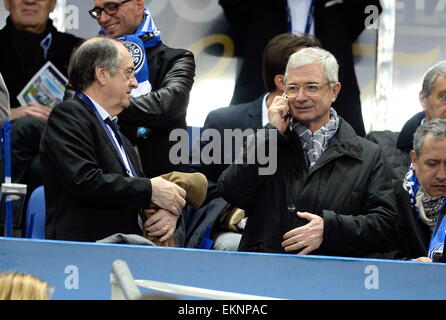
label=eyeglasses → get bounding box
[285,82,331,97]
[115,66,136,80]
[89,0,132,19]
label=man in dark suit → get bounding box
[219,0,382,137]
[40,37,187,243]
[397,61,446,153]
[186,34,320,250]
[200,33,320,186]
[10,0,195,217]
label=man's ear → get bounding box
[274,74,285,91]
[136,0,145,14]
[95,67,108,86]
[331,82,341,102]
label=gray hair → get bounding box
[284,47,339,83]
[421,61,446,97]
[413,118,446,158]
[68,37,122,92]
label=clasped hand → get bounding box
[150,176,186,216]
[143,208,178,242]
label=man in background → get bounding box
[88,0,195,177]
[393,119,446,262]
[397,61,446,153]
[40,37,187,243]
[367,61,446,185]
[0,0,82,234]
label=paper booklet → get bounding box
[17,61,68,108]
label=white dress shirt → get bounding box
[86,95,134,177]
[287,0,315,35]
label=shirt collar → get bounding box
[262,93,269,127]
[84,94,116,122]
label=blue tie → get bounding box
[104,118,138,177]
[104,117,136,176]
[104,118,124,147]
[105,118,144,230]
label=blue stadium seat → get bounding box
[0,121,14,237]
[25,185,45,239]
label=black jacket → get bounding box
[198,95,264,185]
[118,45,195,178]
[218,119,398,257]
[40,97,151,242]
[0,17,82,108]
[392,180,446,259]
[396,111,425,153]
[366,130,410,183]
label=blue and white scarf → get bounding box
[99,8,163,98]
[403,166,446,258]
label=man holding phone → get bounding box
[219,47,398,257]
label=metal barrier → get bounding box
[0,237,446,300]
[111,259,281,300]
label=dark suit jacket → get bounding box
[219,0,382,137]
[64,45,196,179]
[199,95,264,185]
[40,97,152,242]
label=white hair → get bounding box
[421,60,446,96]
[284,47,339,83]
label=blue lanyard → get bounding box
[40,33,52,60]
[305,0,315,34]
[287,0,315,34]
[75,92,137,177]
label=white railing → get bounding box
[110,259,283,300]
